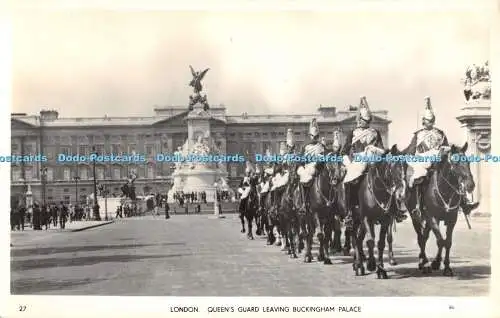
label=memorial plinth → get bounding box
[456,62,491,217]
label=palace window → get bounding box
[128,144,136,154]
[63,196,71,205]
[60,146,72,155]
[63,188,69,193]
[230,166,238,178]
[63,168,71,181]
[94,144,105,155]
[79,145,89,156]
[79,167,88,180]
[24,144,34,154]
[11,143,19,153]
[113,167,121,180]
[147,165,154,179]
[145,145,153,156]
[12,168,21,181]
[111,144,120,154]
[97,167,105,180]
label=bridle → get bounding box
[367,160,404,212]
[314,162,340,207]
[433,154,466,212]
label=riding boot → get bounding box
[344,183,353,229]
[410,183,423,224]
[460,195,479,216]
[299,184,307,214]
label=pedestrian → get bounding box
[42,205,50,230]
[165,202,170,219]
[59,202,67,229]
[18,205,26,231]
[51,205,58,227]
[32,203,41,230]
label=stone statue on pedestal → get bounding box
[188,65,210,111]
[462,61,491,102]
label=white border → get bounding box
[2,1,499,317]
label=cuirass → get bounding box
[351,128,377,153]
[416,129,444,152]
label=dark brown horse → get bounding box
[239,174,260,240]
[351,145,407,278]
[410,143,474,276]
[276,166,302,258]
[303,160,345,264]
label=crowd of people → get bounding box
[10,201,92,231]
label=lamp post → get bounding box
[40,167,47,206]
[92,146,101,220]
[73,176,80,206]
[98,184,109,221]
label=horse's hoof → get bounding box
[292,253,298,259]
[317,255,324,262]
[443,267,454,277]
[389,259,398,266]
[355,266,365,276]
[256,230,261,236]
[276,241,282,247]
[376,266,388,279]
[431,260,441,270]
[304,255,312,263]
[343,248,351,256]
[323,258,332,265]
[418,259,428,270]
[367,259,377,272]
[247,234,254,240]
[421,266,432,274]
[287,249,292,254]
[241,229,245,233]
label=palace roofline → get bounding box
[11,105,390,128]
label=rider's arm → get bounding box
[442,134,449,147]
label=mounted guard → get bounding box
[238,160,254,212]
[296,118,326,213]
[342,96,406,225]
[403,96,479,216]
[259,148,274,195]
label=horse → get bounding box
[409,143,474,276]
[240,174,260,240]
[276,164,302,257]
[351,145,407,278]
[303,159,345,264]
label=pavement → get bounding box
[11,220,114,234]
[10,213,491,296]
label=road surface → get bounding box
[11,214,491,296]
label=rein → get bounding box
[366,163,396,213]
[432,160,463,212]
[314,164,338,207]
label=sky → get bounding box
[11,9,491,147]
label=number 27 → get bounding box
[18,305,27,312]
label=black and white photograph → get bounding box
[3,2,496,316]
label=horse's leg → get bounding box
[314,211,326,262]
[412,212,431,273]
[304,217,314,263]
[364,217,377,272]
[353,219,366,276]
[428,216,445,271]
[376,218,389,279]
[288,215,298,258]
[323,217,333,264]
[332,217,342,254]
[442,214,458,276]
[387,217,397,266]
[246,211,254,240]
[343,227,352,256]
[239,210,245,233]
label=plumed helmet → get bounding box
[255,164,261,174]
[286,128,294,147]
[422,96,435,122]
[245,160,254,175]
[332,130,341,149]
[357,96,372,122]
[309,118,319,137]
[279,142,287,155]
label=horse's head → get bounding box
[443,142,475,193]
[383,144,407,202]
[324,158,344,185]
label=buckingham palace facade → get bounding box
[10,105,390,205]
